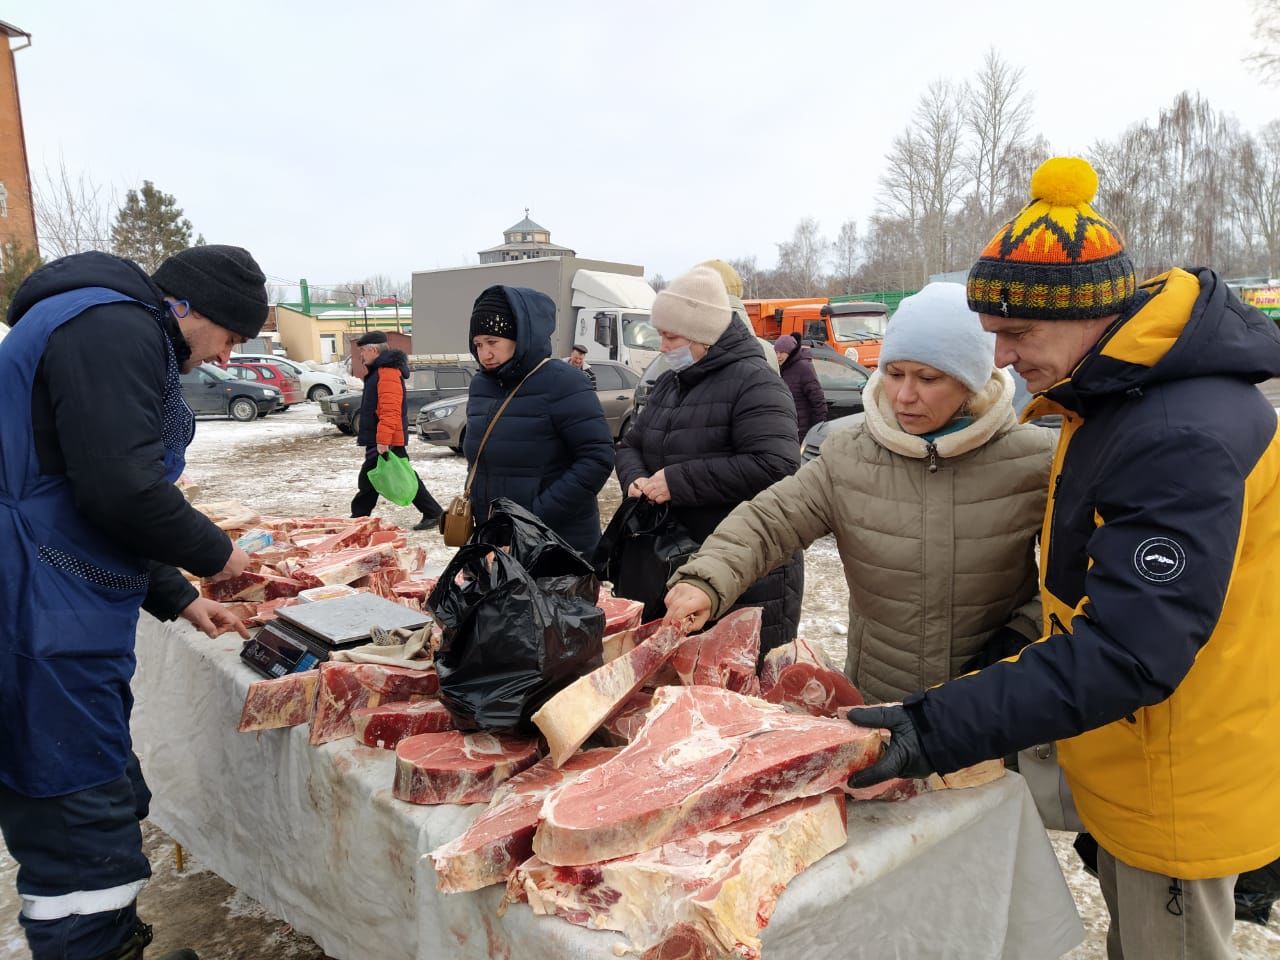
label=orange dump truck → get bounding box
[742,299,889,367]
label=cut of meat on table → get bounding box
[762,663,863,718]
[534,684,882,866]
[600,594,644,635]
[532,623,686,767]
[309,661,440,745]
[640,925,713,960]
[429,747,621,894]
[512,792,847,960]
[393,731,542,805]
[844,758,1006,802]
[758,636,840,694]
[354,699,455,749]
[293,541,399,588]
[238,671,319,732]
[671,608,762,697]
[599,691,658,746]
[201,570,305,603]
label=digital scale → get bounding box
[239,593,431,679]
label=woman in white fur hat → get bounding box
[612,265,804,656]
[664,282,1056,702]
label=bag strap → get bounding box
[464,358,551,497]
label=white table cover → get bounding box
[131,616,1083,959]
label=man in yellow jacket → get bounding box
[847,157,1280,959]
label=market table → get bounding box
[130,616,1084,960]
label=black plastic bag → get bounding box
[593,497,700,622]
[428,499,603,733]
[1235,856,1280,926]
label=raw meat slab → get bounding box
[758,636,839,693]
[429,747,621,893]
[534,684,881,865]
[532,623,685,767]
[238,672,319,732]
[513,792,847,960]
[762,663,864,717]
[600,595,644,634]
[354,699,454,749]
[393,731,541,805]
[599,691,658,746]
[671,608,762,696]
[309,661,440,745]
[844,758,1006,801]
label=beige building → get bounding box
[478,210,574,263]
[275,302,412,363]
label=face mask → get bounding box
[664,345,696,371]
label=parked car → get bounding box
[799,366,1055,462]
[231,352,352,402]
[320,358,478,436]
[417,359,640,454]
[179,363,280,422]
[223,360,303,410]
[633,345,869,423]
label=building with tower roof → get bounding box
[0,20,36,261]
[478,209,575,263]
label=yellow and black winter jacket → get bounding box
[905,267,1280,879]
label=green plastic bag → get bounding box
[367,451,418,506]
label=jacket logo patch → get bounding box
[1133,537,1186,583]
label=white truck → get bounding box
[410,256,659,373]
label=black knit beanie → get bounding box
[152,245,269,339]
[469,286,517,341]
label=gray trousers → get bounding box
[1098,846,1237,960]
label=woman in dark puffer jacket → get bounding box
[614,265,803,655]
[464,284,615,557]
[773,334,827,443]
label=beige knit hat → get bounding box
[651,266,734,345]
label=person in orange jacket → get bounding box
[351,331,442,528]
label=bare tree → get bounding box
[33,159,114,260]
[830,220,860,295]
[964,50,1033,226]
[647,273,668,292]
[878,80,969,282]
[773,218,829,296]
[1248,0,1280,84]
[1235,120,1280,277]
[727,256,763,299]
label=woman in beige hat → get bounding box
[612,265,803,655]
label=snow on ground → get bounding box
[2,400,1278,958]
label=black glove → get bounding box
[846,703,935,788]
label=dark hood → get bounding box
[1042,267,1280,417]
[366,347,409,379]
[676,314,769,388]
[8,251,162,327]
[470,284,555,386]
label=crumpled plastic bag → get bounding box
[428,499,603,733]
[367,451,418,506]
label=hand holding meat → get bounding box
[221,544,252,578]
[180,597,250,639]
[846,703,934,787]
[663,582,712,631]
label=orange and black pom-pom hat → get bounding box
[967,157,1136,321]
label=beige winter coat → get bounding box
[672,368,1055,703]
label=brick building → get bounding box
[0,21,36,260]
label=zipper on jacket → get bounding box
[1049,612,1069,636]
[1052,474,1063,500]
[926,442,938,473]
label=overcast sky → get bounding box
[7,0,1277,298]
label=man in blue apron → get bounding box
[0,246,269,960]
